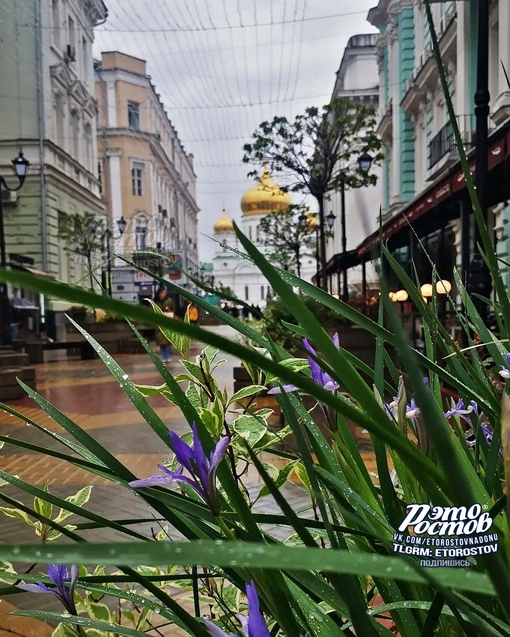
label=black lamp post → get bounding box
[0,151,30,345]
[466,0,491,326]
[325,210,336,294]
[103,216,126,297]
[337,152,373,302]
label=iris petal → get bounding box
[245,582,271,637]
[267,384,298,394]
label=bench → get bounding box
[25,341,94,364]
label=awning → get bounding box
[312,249,360,284]
[357,118,510,259]
[10,297,39,310]
[9,263,56,280]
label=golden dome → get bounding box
[241,165,292,216]
[305,208,318,230]
[213,209,234,233]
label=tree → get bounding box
[242,97,383,290]
[259,204,318,277]
[57,212,105,292]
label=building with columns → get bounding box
[349,0,510,308]
[211,167,317,307]
[0,0,107,338]
[94,51,199,290]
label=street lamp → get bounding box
[103,216,127,297]
[358,153,373,174]
[117,216,127,236]
[0,151,30,345]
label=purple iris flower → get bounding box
[268,333,340,395]
[385,397,398,420]
[405,398,420,420]
[499,353,510,379]
[466,424,502,458]
[444,399,482,423]
[129,423,229,514]
[18,564,78,615]
[203,581,271,637]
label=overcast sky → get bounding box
[94,0,378,262]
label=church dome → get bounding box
[213,209,234,233]
[241,165,292,216]
[305,209,318,230]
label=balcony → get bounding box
[377,99,393,139]
[428,121,456,169]
[426,115,495,179]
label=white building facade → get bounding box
[211,168,317,308]
[327,34,382,296]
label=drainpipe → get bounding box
[35,0,47,327]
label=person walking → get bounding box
[154,287,175,363]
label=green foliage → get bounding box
[257,296,346,351]
[258,203,318,273]
[57,211,105,292]
[0,484,92,542]
[242,97,383,200]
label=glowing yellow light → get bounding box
[394,290,409,302]
[420,283,433,298]
[436,279,452,294]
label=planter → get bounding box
[64,320,139,355]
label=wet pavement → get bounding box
[0,325,313,636]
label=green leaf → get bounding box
[34,496,53,522]
[181,360,205,382]
[88,602,111,623]
[232,415,267,446]
[228,385,266,405]
[0,541,495,595]
[0,507,34,526]
[148,299,190,358]
[198,407,223,437]
[51,623,79,637]
[258,461,298,499]
[293,463,313,498]
[54,486,93,524]
[0,561,16,584]
[13,611,149,637]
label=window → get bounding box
[58,212,69,282]
[245,286,249,301]
[54,94,66,148]
[131,163,144,196]
[128,101,141,130]
[97,160,102,193]
[83,122,92,170]
[71,110,80,160]
[68,16,75,51]
[52,0,60,46]
[260,285,265,300]
[82,37,88,82]
[135,225,148,250]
